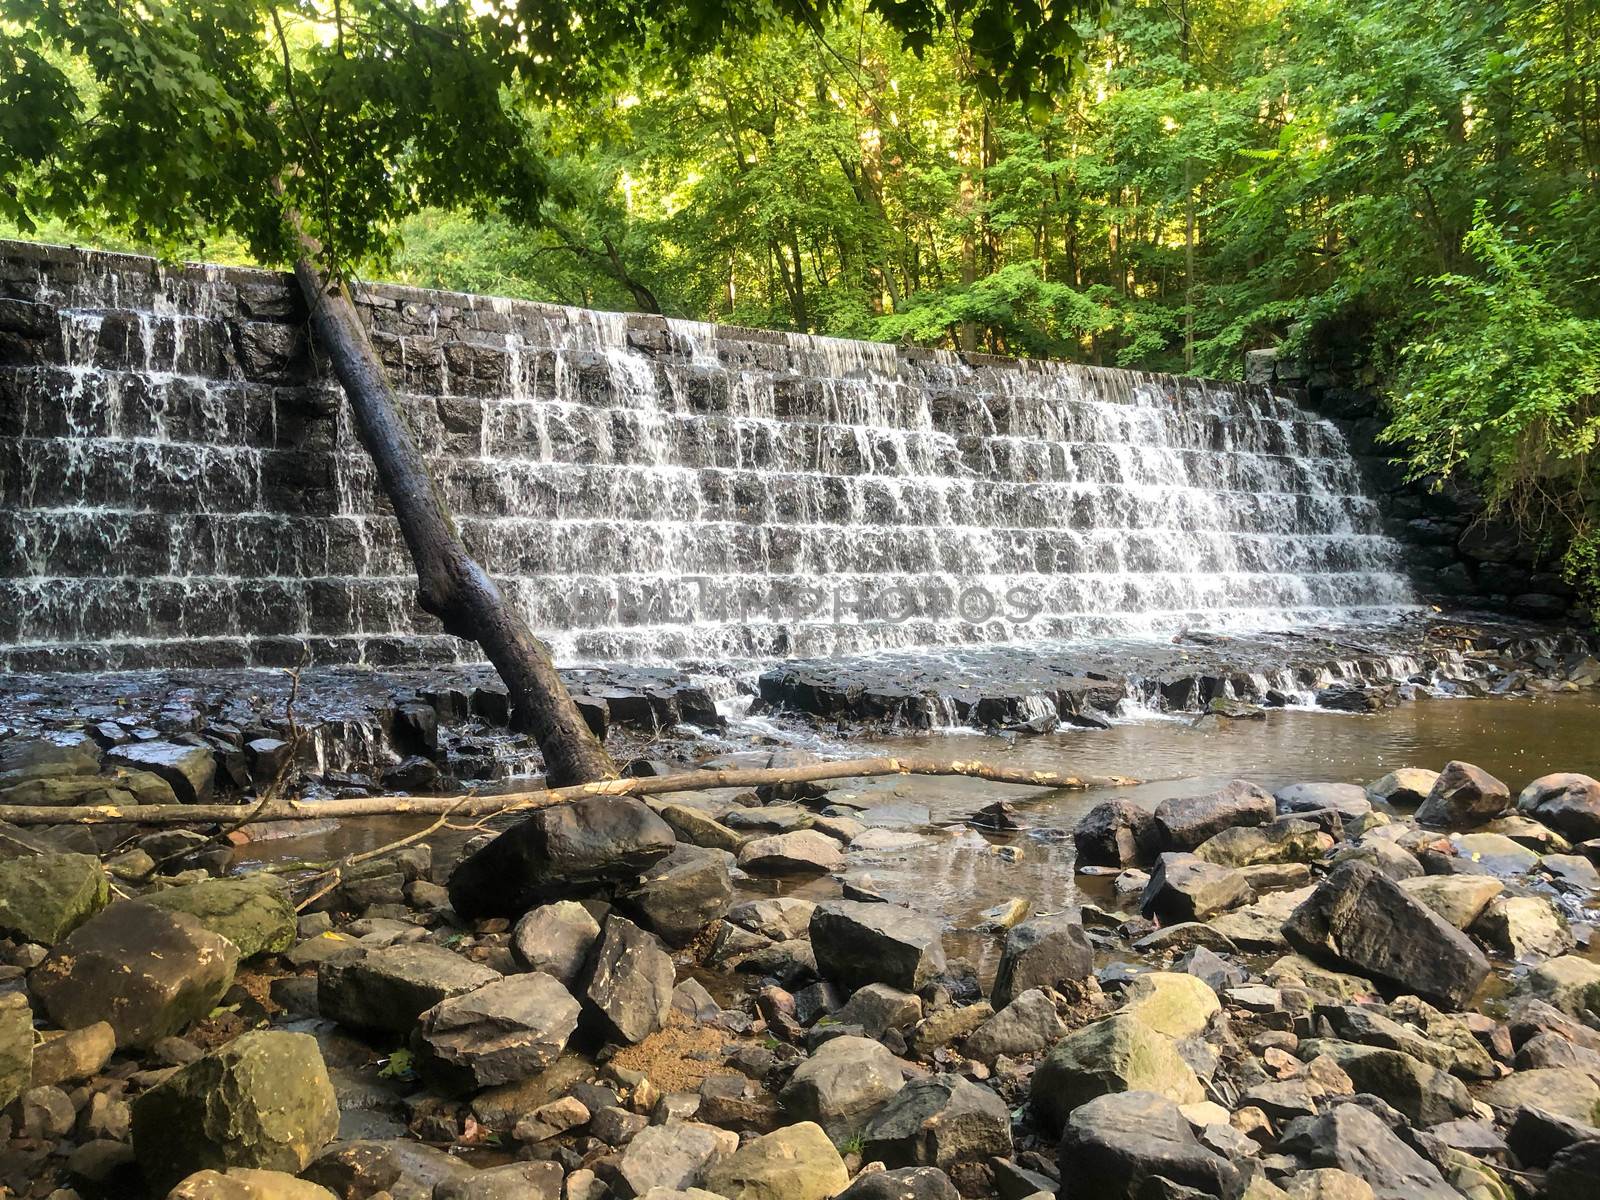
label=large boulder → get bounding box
[0,993,31,1111]
[1396,876,1502,930]
[1275,783,1372,821]
[737,831,844,875]
[1074,800,1157,867]
[317,944,500,1036]
[1153,780,1275,851]
[963,989,1066,1063]
[1470,895,1574,961]
[131,1031,338,1194]
[1058,1091,1240,1200]
[1296,1041,1473,1126]
[1030,1014,1203,1133]
[860,1076,1011,1170]
[1480,1068,1600,1124]
[615,844,733,947]
[1141,853,1254,923]
[1281,861,1490,1009]
[1278,1102,1462,1200]
[701,1122,849,1200]
[1194,818,1330,867]
[106,741,217,804]
[990,913,1092,1009]
[1546,1139,1600,1200]
[0,852,108,944]
[779,1036,904,1136]
[1415,761,1510,828]
[1517,773,1600,841]
[810,901,947,995]
[447,797,675,920]
[579,912,675,1044]
[303,1139,475,1200]
[0,733,102,785]
[1120,971,1220,1039]
[1516,955,1600,1018]
[511,900,601,986]
[31,901,239,1048]
[140,875,296,959]
[1367,768,1440,808]
[412,973,581,1093]
[167,1169,338,1200]
[834,1168,958,1200]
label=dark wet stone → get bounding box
[412,973,581,1093]
[1415,760,1511,828]
[1074,799,1157,868]
[835,1166,959,1200]
[1153,781,1275,851]
[578,912,674,1045]
[1057,1091,1240,1200]
[318,944,500,1036]
[105,740,216,804]
[1517,773,1600,841]
[1278,1102,1461,1200]
[1140,853,1254,924]
[861,1075,1011,1170]
[614,843,733,948]
[990,913,1093,1009]
[810,900,947,994]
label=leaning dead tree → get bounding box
[0,757,1139,827]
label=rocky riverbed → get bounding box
[0,727,1598,1200]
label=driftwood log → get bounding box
[0,757,1138,827]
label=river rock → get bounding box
[511,900,601,985]
[1480,1068,1600,1124]
[990,912,1092,1008]
[318,944,500,1036]
[1153,780,1275,851]
[1447,831,1539,875]
[303,1139,475,1200]
[835,1168,959,1200]
[141,874,296,959]
[579,912,675,1044]
[0,851,108,944]
[1030,1013,1202,1132]
[167,1168,339,1199]
[435,1161,566,1200]
[1331,838,1423,882]
[1516,772,1600,841]
[616,843,734,947]
[106,741,217,804]
[1121,970,1221,1038]
[448,797,676,919]
[1209,886,1313,952]
[860,1075,1011,1169]
[737,830,844,874]
[1281,860,1490,1009]
[1516,955,1600,1017]
[1396,876,1503,929]
[1469,895,1574,960]
[616,1120,738,1195]
[0,993,30,1110]
[0,733,101,784]
[779,1035,904,1133]
[1141,852,1254,923]
[656,802,748,853]
[834,983,923,1038]
[1298,1041,1473,1125]
[810,900,946,994]
[1415,761,1510,828]
[727,897,816,942]
[132,1030,339,1194]
[701,1121,848,1200]
[1366,769,1439,808]
[1195,818,1330,867]
[1546,1139,1600,1200]
[413,973,581,1092]
[31,1020,115,1087]
[1074,799,1158,867]
[1276,783,1371,821]
[1279,1102,1459,1200]
[963,989,1066,1063]
[32,901,238,1048]
[1058,1090,1240,1200]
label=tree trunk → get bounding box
[290,255,618,787]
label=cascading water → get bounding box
[0,240,1418,672]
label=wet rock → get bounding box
[963,989,1066,1063]
[701,1121,849,1200]
[616,844,734,947]
[1194,819,1330,867]
[32,901,238,1048]
[1545,1139,1600,1200]
[1540,851,1600,889]
[436,1162,565,1200]
[1415,761,1510,828]
[140,875,296,959]
[511,900,601,986]
[0,733,102,784]
[317,944,500,1036]
[1469,895,1573,960]
[1516,773,1600,841]
[579,912,675,1044]
[1446,831,1539,875]
[990,913,1093,1008]
[448,797,676,920]
[1030,1013,1203,1133]
[616,1120,738,1195]
[1074,800,1158,867]
[1057,1090,1239,1200]
[0,852,108,944]
[167,1167,338,1199]
[1141,853,1254,923]
[810,900,947,994]
[1366,768,1439,808]
[779,1035,904,1133]
[1281,861,1490,1009]
[835,1167,959,1200]
[1153,780,1276,851]
[413,972,580,1093]
[727,897,816,942]
[861,1075,1011,1169]
[1279,1101,1460,1200]
[303,1138,475,1200]
[30,1021,114,1087]
[1120,971,1221,1038]
[1516,954,1600,1017]
[1395,876,1502,930]
[105,741,217,804]
[737,831,844,874]
[1276,783,1371,821]
[132,1030,339,1194]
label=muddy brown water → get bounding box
[238,692,1600,982]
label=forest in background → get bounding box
[5,0,1598,603]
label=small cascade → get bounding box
[0,240,1420,671]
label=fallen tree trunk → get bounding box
[287,220,616,788]
[0,757,1139,827]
